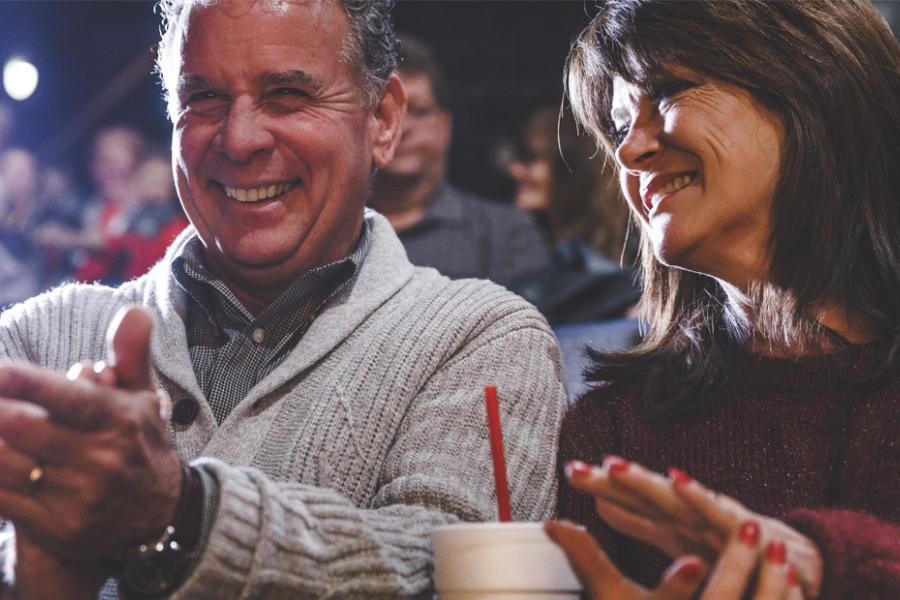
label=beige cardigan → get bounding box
[0,210,567,598]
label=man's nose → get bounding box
[615,109,662,172]
[215,97,275,163]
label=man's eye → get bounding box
[272,87,308,97]
[186,91,219,104]
[265,88,311,111]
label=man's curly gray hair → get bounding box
[154,0,398,117]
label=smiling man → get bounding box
[0,1,565,598]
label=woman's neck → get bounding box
[719,279,877,356]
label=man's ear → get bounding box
[371,73,407,169]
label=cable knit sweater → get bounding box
[557,344,900,599]
[0,210,567,598]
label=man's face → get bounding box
[169,0,402,296]
[381,72,451,181]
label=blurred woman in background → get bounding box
[506,107,640,325]
[547,0,900,598]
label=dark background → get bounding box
[0,0,596,201]
[1,1,898,201]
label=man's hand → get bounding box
[12,529,107,600]
[0,306,183,561]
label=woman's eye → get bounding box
[610,124,630,147]
[650,81,694,107]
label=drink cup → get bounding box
[432,522,583,599]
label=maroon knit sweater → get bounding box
[557,344,900,599]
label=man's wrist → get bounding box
[117,463,205,598]
[171,463,203,553]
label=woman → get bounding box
[506,107,641,325]
[547,1,900,598]
[507,106,633,264]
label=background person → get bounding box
[547,0,900,598]
[370,35,550,286]
[0,148,42,308]
[506,106,640,326]
[0,1,565,598]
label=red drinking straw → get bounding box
[484,385,512,522]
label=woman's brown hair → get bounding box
[566,0,900,419]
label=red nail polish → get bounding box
[565,460,592,478]
[603,455,630,475]
[668,467,692,486]
[738,520,760,547]
[676,560,704,584]
[787,565,798,586]
[766,540,787,564]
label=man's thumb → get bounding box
[106,305,155,391]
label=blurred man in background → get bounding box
[370,35,550,286]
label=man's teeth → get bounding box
[654,174,695,199]
[224,182,293,203]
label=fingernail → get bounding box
[738,520,760,547]
[603,455,630,475]
[676,559,704,584]
[565,460,592,479]
[787,565,798,586]
[667,467,692,486]
[766,540,786,564]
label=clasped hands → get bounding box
[546,457,824,600]
[0,306,183,599]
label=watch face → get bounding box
[120,538,190,597]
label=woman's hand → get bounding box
[548,518,804,600]
[564,458,823,597]
[545,520,709,600]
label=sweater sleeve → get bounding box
[556,387,630,568]
[170,317,568,599]
[783,509,900,600]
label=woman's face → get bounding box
[610,72,784,288]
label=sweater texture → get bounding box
[557,343,900,599]
[0,210,567,598]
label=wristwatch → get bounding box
[118,525,191,598]
[118,464,208,598]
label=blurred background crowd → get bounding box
[1,1,897,391]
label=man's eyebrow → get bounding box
[261,70,324,93]
[176,75,218,97]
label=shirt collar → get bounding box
[171,220,371,325]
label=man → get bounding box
[0,1,565,598]
[369,36,550,286]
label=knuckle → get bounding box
[57,513,90,546]
[0,364,26,393]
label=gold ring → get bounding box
[27,465,44,495]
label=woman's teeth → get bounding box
[654,174,695,200]
[224,182,293,203]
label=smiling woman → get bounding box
[550,1,900,599]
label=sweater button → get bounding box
[172,398,199,425]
